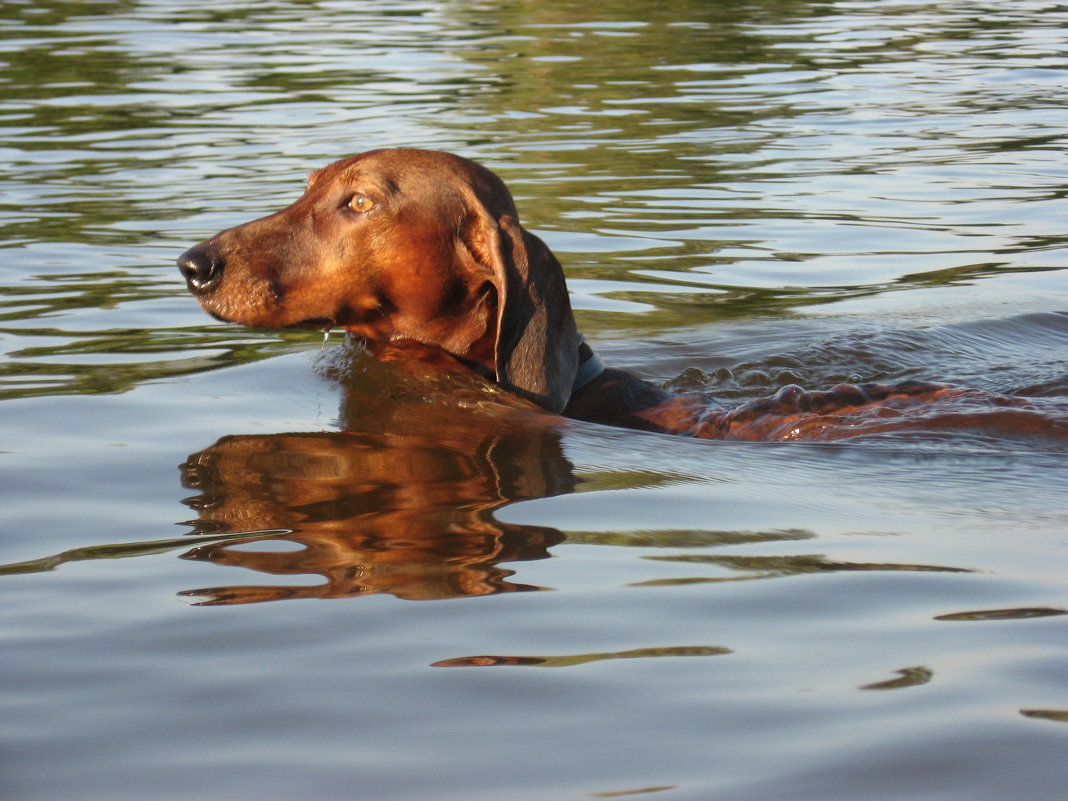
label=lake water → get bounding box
[2,2,1067,799]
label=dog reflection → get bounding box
[178,346,574,604]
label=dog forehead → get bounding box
[303,149,519,223]
[304,151,443,199]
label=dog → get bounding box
[179,148,1031,441]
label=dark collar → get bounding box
[572,336,607,395]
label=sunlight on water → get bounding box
[1,2,1067,800]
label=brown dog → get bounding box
[179,148,1029,441]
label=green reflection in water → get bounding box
[566,527,814,549]
[636,553,972,585]
[1021,709,1068,724]
[859,665,934,691]
[2,0,1065,402]
[0,326,318,399]
[0,529,286,576]
[431,644,730,668]
[935,607,1067,622]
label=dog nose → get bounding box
[178,246,224,294]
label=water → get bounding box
[2,2,1067,799]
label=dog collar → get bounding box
[572,336,607,394]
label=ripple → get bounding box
[935,607,1068,622]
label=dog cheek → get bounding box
[272,254,373,328]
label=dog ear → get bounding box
[465,211,580,413]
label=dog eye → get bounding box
[348,196,376,212]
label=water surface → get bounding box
[2,2,1067,800]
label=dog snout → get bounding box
[178,245,224,294]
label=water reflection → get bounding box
[432,645,731,669]
[0,530,275,577]
[2,3,1067,799]
[177,345,574,603]
[3,0,1066,395]
[859,666,934,691]
[934,607,1068,622]
[1021,709,1068,724]
[636,552,972,586]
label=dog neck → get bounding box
[572,336,607,395]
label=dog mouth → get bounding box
[197,301,333,332]
[296,317,336,329]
